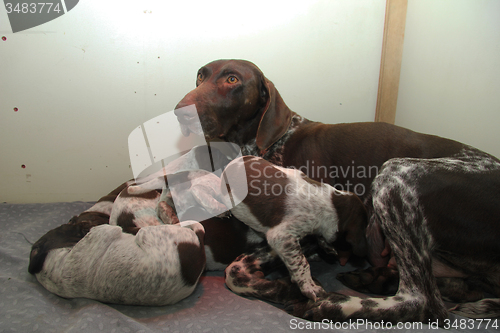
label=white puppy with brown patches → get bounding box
[29,221,205,306]
[220,156,367,301]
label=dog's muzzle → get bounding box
[174,104,204,137]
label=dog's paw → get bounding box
[337,266,399,295]
[215,210,231,218]
[316,236,338,256]
[298,280,326,301]
[449,299,500,319]
[285,292,350,321]
[157,201,179,225]
[284,299,318,321]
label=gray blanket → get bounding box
[1,202,498,332]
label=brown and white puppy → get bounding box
[99,143,230,235]
[127,169,228,224]
[86,144,231,220]
[220,156,367,301]
[29,220,205,306]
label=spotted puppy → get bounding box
[109,168,228,231]
[85,144,231,221]
[105,145,231,234]
[128,169,229,224]
[29,220,205,306]
[221,156,367,301]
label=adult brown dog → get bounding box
[174,59,500,323]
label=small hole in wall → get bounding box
[21,164,26,169]
[2,36,6,41]
[14,107,18,112]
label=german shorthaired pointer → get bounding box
[174,59,500,321]
[220,156,367,301]
[29,219,205,306]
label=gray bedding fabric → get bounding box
[1,202,498,333]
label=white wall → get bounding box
[0,0,386,203]
[396,0,500,158]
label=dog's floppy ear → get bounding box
[343,208,368,257]
[255,78,292,154]
[28,246,47,274]
[28,223,92,274]
[335,193,369,258]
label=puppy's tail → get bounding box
[450,298,500,318]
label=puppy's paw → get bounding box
[216,210,231,218]
[299,280,326,301]
[316,236,338,256]
[337,266,399,295]
[450,299,500,319]
[285,292,350,321]
[157,201,179,225]
[284,299,317,320]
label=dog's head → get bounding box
[28,213,108,274]
[332,191,369,259]
[175,59,292,153]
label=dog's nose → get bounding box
[174,103,189,115]
[174,104,198,123]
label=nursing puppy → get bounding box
[127,169,229,223]
[107,146,231,234]
[85,144,231,219]
[108,187,165,235]
[220,156,367,301]
[29,221,205,306]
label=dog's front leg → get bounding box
[225,243,306,304]
[266,227,325,301]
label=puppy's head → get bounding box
[28,213,108,274]
[332,191,369,258]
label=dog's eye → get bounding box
[227,76,239,84]
[197,73,203,81]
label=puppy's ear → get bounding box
[344,209,368,257]
[255,78,292,154]
[28,246,47,274]
[68,215,79,224]
[335,194,368,258]
[76,223,92,237]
